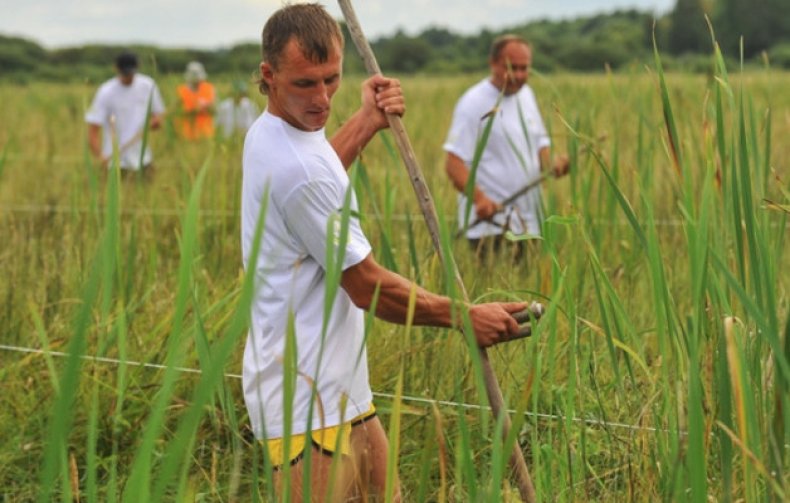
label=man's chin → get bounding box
[305,112,329,130]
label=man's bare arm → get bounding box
[341,254,526,347]
[149,114,163,130]
[330,74,404,168]
[539,146,569,177]
[87,124,102,160]
[445,152,499,220]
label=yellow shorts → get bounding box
[264,404,377,469]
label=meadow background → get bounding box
[1,36,790,502]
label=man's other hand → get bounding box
[468,302,528,347]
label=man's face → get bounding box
[117,70,135,86]
[261,37,342,132]
[489,41,531,96]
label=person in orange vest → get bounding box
[177,61,216,139]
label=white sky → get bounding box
[0,0,674,49]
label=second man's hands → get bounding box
[552,154,570,177]
[473,190,502,221]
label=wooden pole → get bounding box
[337,1,537,501]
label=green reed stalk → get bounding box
[355,161,399,272]
[107,308,129,502]
[462,92,504,230]
[37,155,122,502]
[455,409,477,501]
[121,157,210,501]
[385,367,405,503]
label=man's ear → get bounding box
[260,62,275,88]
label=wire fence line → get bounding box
[3,154,233,168]
[6,202,774,229]
[0,342,684,436]
[0,203,236,218]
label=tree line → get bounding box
[2,0,790,83]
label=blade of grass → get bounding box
[461,92,504,230]
[37,152,122,502]
[122,154,212,502]
[385,369,405,503]
[652,29,683,178]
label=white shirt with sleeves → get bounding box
[84,73,165,170]
[444,79,550,237]
[241,110,373,439]
[217,97,259,138]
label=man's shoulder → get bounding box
[454,79,498,117]
[134,73,158,88]
[517,84,538,101]
[246,112,283,144]
[96,77,119,93]
[244,115,305,173]
[245,115,338,189]
[458,78,493,98]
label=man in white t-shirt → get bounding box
[444,35,569,259]
[216,80,259,139]
[85,51,165,173]
[242,5,530,501]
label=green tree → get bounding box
[0,35,46,73]
[375,31,433,73]
[715,0,790,57]
[668,0,710,54]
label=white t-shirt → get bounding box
[444,79,550,237]
[85,74,165,170]
[216,97,259,138]
[241,110,373,439]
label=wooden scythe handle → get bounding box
[336,1,537,501]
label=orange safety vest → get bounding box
[177,82,216,140]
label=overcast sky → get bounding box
[1,0,674,49]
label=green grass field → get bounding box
[1,60,789,501]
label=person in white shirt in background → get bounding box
[444,35,569,261]
[217,79,259,139]
[85,51,165,175]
